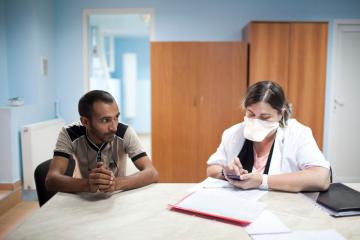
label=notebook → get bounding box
[316,183,360,212]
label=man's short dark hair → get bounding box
[78,90,115,119]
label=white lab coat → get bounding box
[207,119,330,175]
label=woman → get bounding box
[207,81,330,192]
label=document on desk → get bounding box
[250,229,345,240]
[187,177,232,192]
[169,188,265,225]
[188,177,267,202]
[245,210,290,235]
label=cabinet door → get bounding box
[151,42,247,182]
[245,21,327,148]
[288,23,328,147]
[151,43,199,182]
[245,22,290,93]
[197,43,248,179]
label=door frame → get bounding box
[82,8,155,92]
[326,19,360,181]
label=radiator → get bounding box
[21,119,65,189]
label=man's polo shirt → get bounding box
[53,122,147,178]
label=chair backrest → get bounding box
[34,158,75,207]
[330,167,333,183]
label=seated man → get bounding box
[46,90,158,193]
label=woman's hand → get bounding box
[222,157,248,181]
[227,172,263,189]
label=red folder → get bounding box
[168,191,252,226]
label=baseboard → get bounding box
[0,180,22,191]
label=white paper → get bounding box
[250,229,346,240]
[188,177,267,202]
[245,210,290,235]
[188,177,233,192]
[176,188,265,222]
[226,188,267,202]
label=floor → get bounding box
[0,190,39,239]
[0,134,151,239]
[0,191,8,199]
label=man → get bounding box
[46,90,158,193]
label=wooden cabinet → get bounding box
[244,22,290,93]
[244,22,328,147]
[151,42,247,182]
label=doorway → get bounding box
[83,9,154,173]
[327,20,360,182]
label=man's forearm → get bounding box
[115,167,158,191]
[46,174,90,193]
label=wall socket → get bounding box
[41,56,48,76]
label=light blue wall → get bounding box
[111,37,150,133]
[0,0,8,105]
[0,0,56,183]
[6,0,55,105]
[2,0,360,183]
[53,0,360,125]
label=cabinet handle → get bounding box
[193,96,197,107]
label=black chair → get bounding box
[330,167,333,183]
[34,158,75,207]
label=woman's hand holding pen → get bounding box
[223,158,263,189]
[229,172,263,189]
[222,157,248,181]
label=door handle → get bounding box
[334,98,345,107]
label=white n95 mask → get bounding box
[243,116,279,142]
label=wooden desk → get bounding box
[7,184,360,240]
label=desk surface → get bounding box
[7,183,360,240]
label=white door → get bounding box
[328,20,360,182]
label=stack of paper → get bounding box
[170,187,265,225]
[169,177,346,240]
[245,210,290,235]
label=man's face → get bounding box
[82,101,120,144]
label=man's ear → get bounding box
[80,116,89,128]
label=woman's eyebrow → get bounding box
[259,113,272,117]
[247,109,255,114]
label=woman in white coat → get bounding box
[207,81,330,192]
